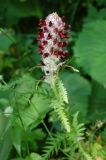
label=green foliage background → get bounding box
[0,0,106,159]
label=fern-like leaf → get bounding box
[42,133,64,159]
[57,80,68,104]
[72,112,85,141]
[70,112,92,159]
[51,99,71,132]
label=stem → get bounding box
[42,120,52,138]
[50,77,92,159]
[50,76,59,99]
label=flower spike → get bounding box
[37,12,71,83]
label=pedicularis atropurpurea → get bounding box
[37,13,93,160]
[37,12,70,83]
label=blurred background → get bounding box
[0,0,106,159]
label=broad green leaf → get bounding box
[10,74,35,107]
[6,0,42,18]
[0,134,12,160]
[0,0,42,26]
[88,80,106,120]
[61,72,91,122]
[84,6,106,24]
[11,126,22,155]
[0,115,7,136]
[74,20,106,86]
[0,98,9,109]
[21,128,45,147]
[16,83,50,129]
[25,153,43,160]
[0,29,15,53]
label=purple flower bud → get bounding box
[37,12,71,83]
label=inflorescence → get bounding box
[37,12,71,83]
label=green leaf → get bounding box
[11,158,24,160]
[96,0,106,6]
[0,114,7,136]
[16,83,50,129]
[88,80,106,120]
[10,74,35,107]
[6,0,42,18]
[11,126,22,155]
[0,134,12,160]
[42,133,64,159]
[25,153,43,160]
[84,6,106,23]
[0,29,15,53]
[74,20,106,85]
[61,72,91,122]
[57,80,68,104]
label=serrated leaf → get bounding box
[74,20,106,85]
[57,80,68,104]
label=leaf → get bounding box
[61,72,91,122]
[72,112,85,141]
[0,134,12,160]
[10,74,35,107]
[84,6,106,23]
[6,0,42,18]
[96,0,106,6]
[16,83,50,129]
[51,100,71,132]
[0,29,15,53]
[42,133,64,159]
[11,126,22,155]
[88,80,106,120]
[11,158,24,160]
[0,0,42,26]
[25,153,43,160]
[74,20,106,86]
[0,74,35,108]
[57,80,68,104]
[0,98,9,109]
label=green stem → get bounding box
[50,77,59,99]
[50,77,92,159]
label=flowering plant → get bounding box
[38,12,70,83]
[0,0,106,159]
[37,13,94,160]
